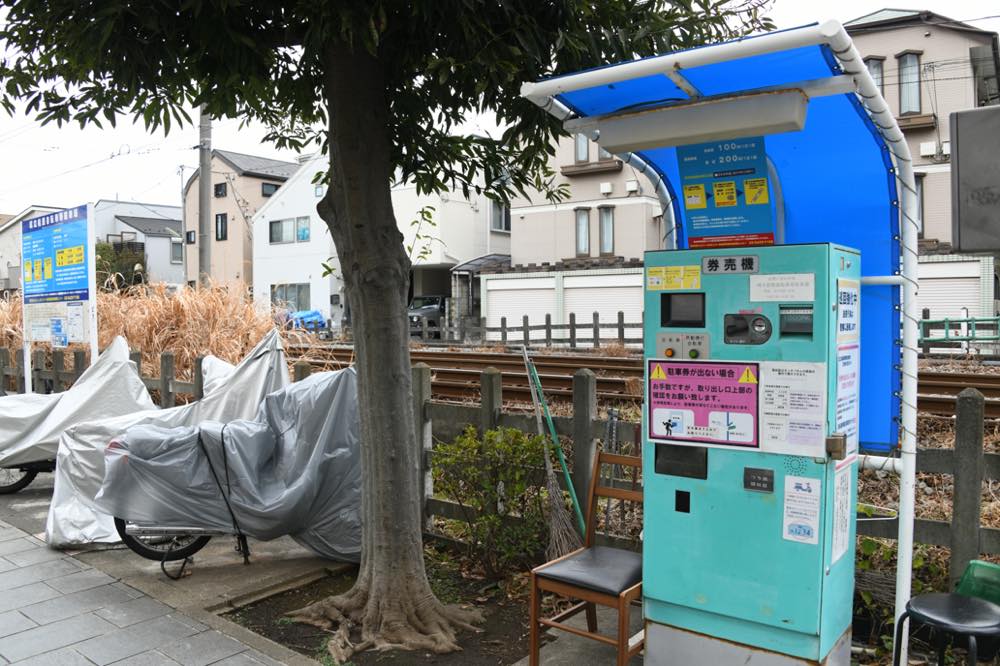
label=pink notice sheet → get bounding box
[647,360,760,448]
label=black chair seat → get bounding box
[536,546,641,596]
[908,593,1000,635]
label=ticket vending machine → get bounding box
[643,243,861,665]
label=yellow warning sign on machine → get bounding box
[647,265,701,291]
[738,367,758,384]
[683,184,707,209]
[744,177,769,205]
[712,181,737,207]
[650,364,667,380]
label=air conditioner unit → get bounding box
[919,141,936,157]
[942,141,951,156]
[625,179,640,193]
[600,182,613,195]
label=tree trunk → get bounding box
[286,43,480,662]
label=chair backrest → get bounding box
[957,560,1000,605]
[584,449,643,547]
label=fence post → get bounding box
[73,350,86,383]
[33,350,45,394]
[572,369,597,512]
[421,316,429,341]
[52,351,65,392]
[0,349,8,397]
[129,350,142,379]
[523,315,530,348]
[14,349,24,394]
[593,311,600,349]
[921,308,931,356]
[500,317,508,345]
[193,356,205,400]
[293,361,312,382]
[159,352,175,408]
[412,363,433,530]
[569,313,577,349]
[480,367,502,434]
[479,317,487,343]
[545,314,552,348]
[951,387,985,589]
[618,311,625,344]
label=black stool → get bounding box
[893,593,1000,665]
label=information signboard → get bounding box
[21,206,96,352]
[676,137,775,248]
[648,360,760,448]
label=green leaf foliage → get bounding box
[433,426,549,579]
[0,0,773,204]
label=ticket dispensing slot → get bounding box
[780,305,814,337]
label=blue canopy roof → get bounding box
[535,29,901,452]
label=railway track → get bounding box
[290,344,1000,414]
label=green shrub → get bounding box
[434,426,548,578]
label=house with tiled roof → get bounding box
[182,149,301,286]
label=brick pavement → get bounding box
[0,520,285,665]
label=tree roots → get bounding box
[286,583,484,664]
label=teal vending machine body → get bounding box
[642,243,861,665]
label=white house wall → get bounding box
[481,268,643,341]
[253,154,508,321]
[251,156,341,325]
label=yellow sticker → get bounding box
[683,184,707,209]
[23,261,32,283]
[712,181,737,207]
[744,177,769,205]
[43,257,52,280]
[33,260,42,282]
[738,367,758,384]
[648,265,701,290]
[650,364,667,380]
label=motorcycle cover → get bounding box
[0,337,153,467]
[46,330,289,547]
[94,367,361,562]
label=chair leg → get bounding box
[530,574,540,666]
[966,634,977,666]
[936,632,947,666]
[585,602,597,633]
[893,611,911,666]
[617,595,631,666]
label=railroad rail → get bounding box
[289,344,1000,414]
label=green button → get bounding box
[688,349,699,359]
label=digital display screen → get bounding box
[661,293,705,327]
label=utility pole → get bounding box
[198,106,212,287]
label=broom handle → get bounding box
[526,352,586,535]
[522,347,546,437]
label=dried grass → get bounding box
[0,286,295,381]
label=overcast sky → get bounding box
[0,1,997,216]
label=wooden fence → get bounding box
[403,310,642,348]
[5,348,993,581]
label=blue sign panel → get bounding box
[21,206,92,343]
[676,137,775,248]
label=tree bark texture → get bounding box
[287,44,480,662]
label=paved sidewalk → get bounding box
[0,520,285,665]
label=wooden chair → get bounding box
[529,450,643,666]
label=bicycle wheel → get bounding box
[0,468,37,494]
[114,517,212,561]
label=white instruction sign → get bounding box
[749,273,815,302]
[783,475,821,545]
[837,279,860,343]
[835,343,860,468]
[831,466,852,564]
[759,362,827,457]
